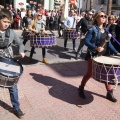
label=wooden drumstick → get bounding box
[101,34,112,48]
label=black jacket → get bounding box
[76,17,92,34]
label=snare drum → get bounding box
[92,56,120,85]
[0,56,23,88]
[63,28,80,39]
[22,31,34,39]
[30,34,56,48]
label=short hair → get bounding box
[108,15,115,20]
[0,8,12,21]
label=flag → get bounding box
[61,0,68,22]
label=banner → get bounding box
[14,0,26,10]
[61,0,68,22]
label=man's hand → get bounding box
[20,52,25,58]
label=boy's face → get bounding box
[0,17,11,31]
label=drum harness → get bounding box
[0,28,19,84]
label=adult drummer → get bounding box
[76,10,93,59]
[28,13,48,64]
[0,9,25,118]
[78,11,120,102]
[22,9,34,45]
[64,9,77,51]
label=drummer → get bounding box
[78,11,120,102]
[0,9,25,118]
[22,9,34,45]
[28,12,48,64]
[64,9,77,51]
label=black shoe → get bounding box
[78,86,86,99]
[33,51,36,54]
[75,54,78,60]
[64,47,68,51]
[14,109,25,118]
[106,90,117,102]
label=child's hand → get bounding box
[20,52,25,58]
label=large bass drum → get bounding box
[92,56,120,85]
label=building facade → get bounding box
[81,0,120,14]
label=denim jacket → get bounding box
[84,25,118,54]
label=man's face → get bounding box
[71,10,74,16]
[0,18,11,31]
[87,12,93,19]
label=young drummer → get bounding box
[0,9,25,118]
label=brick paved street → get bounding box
[0,61,120,120]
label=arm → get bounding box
[64,17,69,28]
[108,40,118,54]
[28,20,38,33]
[84,28,96,49]
[76,18,82,32]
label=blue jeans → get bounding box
[30,47,46,58]
[64,39,76,49]
[8,85,20,110]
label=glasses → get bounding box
[38,15,42,16]
[99,15,107,18]
[89,14,92,16]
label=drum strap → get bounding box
[0,28,11,49]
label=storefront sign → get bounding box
[14,0,26,10]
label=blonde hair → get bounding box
[92,11,106,25]
[29,13,42,29]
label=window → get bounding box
[98,0,106,5]
[112,0,117,4]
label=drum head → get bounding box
[0,56,23,77]
[93,56,120,66]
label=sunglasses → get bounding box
[99,15,107,18]
[38,14,42,16]
[89,13,92,16]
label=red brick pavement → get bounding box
[0,61,120,120]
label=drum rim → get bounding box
[0,56,23,78]
[92,58,120,67]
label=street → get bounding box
[15,30,87,67]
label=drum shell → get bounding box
[30,34,56,48]
[92,58,120,85]
[63,29,80,39]
[0,57,23,88]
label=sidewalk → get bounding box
[0,61,120,120]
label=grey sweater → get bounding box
[0,29,24,53]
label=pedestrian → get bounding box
[78,11,120,102]
[0,8,25,118]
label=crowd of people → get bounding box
[1,3,120,119]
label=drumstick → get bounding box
[101,40,108,47]
[13,55,22,58]
[101,34,112,48]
